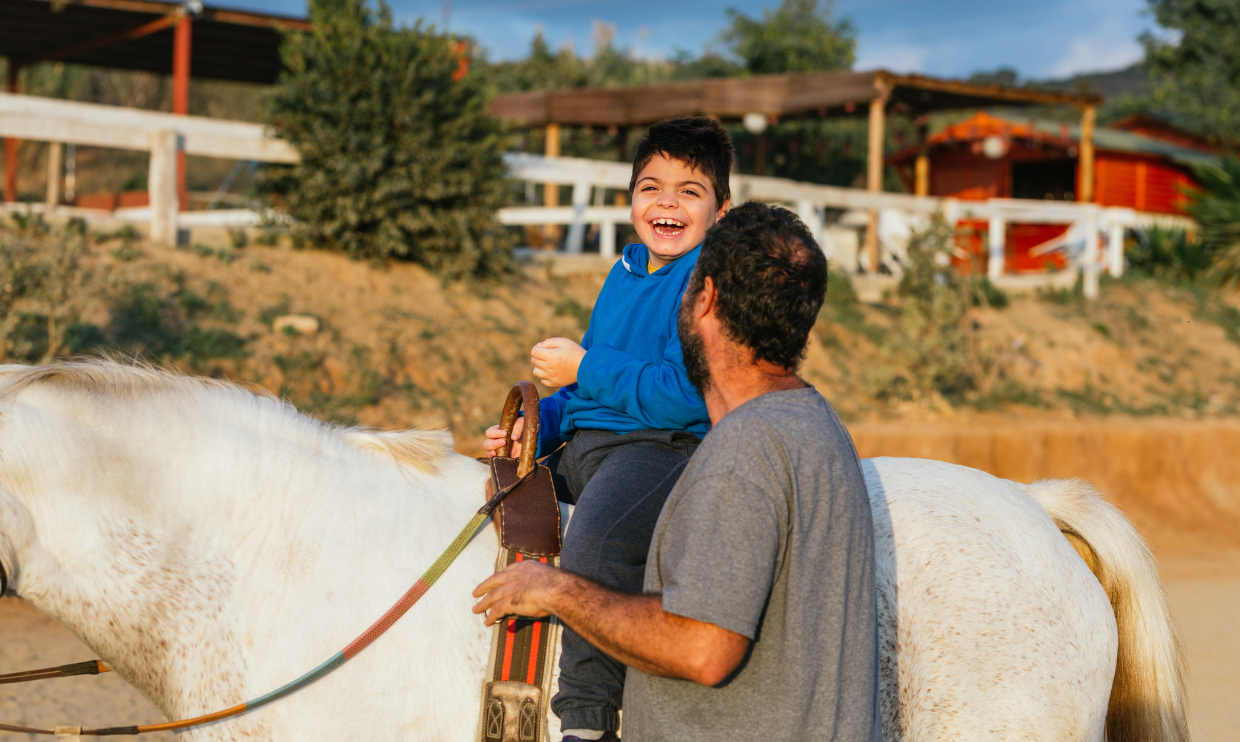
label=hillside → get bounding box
[5,228,1240,456]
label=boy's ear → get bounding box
[716,198,730,220]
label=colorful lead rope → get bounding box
[1,468,530,737]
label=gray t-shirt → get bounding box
[623,386,879,742]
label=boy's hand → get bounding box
[482,417,524,459]
[532,338,586,389]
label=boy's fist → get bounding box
[482,416,525,459]
[531,338,586,389]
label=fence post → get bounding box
[1083,206,1100,299]
[599,218,616,259]
[149,129,180,246]
[565,181,590,254]
[796,199,825,254]
[45,142,62,210]
[987,214,1005,281]
[1107,214,1125,277]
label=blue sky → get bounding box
[230,0,1157,80]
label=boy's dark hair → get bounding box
[686,202,827,370]
[629,116,735,205]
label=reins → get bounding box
[0,468,534,737]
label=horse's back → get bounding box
[863,457,1116,742]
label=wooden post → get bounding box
[173,14,192,211]
[543,122,561,247]
[987,214,1005,281]
[4,66,19,203]
[149,130,180,246]
[1078,104,1095,203]
[45,141,63,210]
[1083,205,1099,299]
[914,116,930,197]
[754,133,765,176]
[864,86,889,273]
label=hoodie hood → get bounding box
[620,242,701,277]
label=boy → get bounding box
[482,116,734,742]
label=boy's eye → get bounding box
[682,189,699,197]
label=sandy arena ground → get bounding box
[0,552,1236,741]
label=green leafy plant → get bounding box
[1188,158,1240,287]
[260,0,514,279]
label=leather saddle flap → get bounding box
[489,457,561,557]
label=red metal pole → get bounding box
[172,15,191,210]
[4,66,18,203]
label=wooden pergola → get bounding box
[1,0,310,205]
[491,70,1102,269]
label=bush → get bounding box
[1127,225,1210,282]
[865,214,1013,403]
[1189,157,1240,287]
[260,0,514,279]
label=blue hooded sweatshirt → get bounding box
[537,242,710,455]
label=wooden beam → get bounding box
[16,14,176,68]
[914,116,930,197]
[543,122,562,247]
[864,83,888,273]
[1078,104,1096,203]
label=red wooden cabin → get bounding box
[888,112,1218,272]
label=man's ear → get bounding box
[697,276,718,319]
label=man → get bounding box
[473,201,880,742]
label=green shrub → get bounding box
[260,0,514,279]
[1188,158,1240,286]
[1126,225,1210,281]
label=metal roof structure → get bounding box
[1,0,310,85]
[490,70,1102,127]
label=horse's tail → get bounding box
[1025,478,1189,742]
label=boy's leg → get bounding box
[551,431,698,734]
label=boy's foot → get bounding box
[561,731,619,742]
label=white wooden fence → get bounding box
[499,153,1196,299]
[0,92,297,244]
[1,93,1194,300]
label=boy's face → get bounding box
[631,153,728,270]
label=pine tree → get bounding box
[262,0,513,278]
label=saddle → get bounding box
[479,382,562,742]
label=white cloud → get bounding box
[1045,35,1143,78]
[855,42,926,73]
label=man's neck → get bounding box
[703,360,807,425]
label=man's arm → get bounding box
[472,561,749,687]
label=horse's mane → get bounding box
[0,359,452,473]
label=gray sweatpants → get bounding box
[546,429,700,733]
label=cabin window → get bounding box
[1011,160,1077,201]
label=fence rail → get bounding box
[499,153,1196,299]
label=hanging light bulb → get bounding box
[743,112,768,135]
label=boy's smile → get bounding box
[631,153,729,271]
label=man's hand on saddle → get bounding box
[531,337,585,389]
[472,560,561,626]
[482,416,524,459]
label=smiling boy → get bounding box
[482,116,733,742]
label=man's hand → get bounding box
[472,560,563,626]
[481,416,524,459]
[531,338,586,389]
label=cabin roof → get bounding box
[888,111,1219,170]
[0,0,310,85]
[490,70,1102,127]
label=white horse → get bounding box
[0,361,1186,742]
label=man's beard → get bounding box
[678,294,712,398]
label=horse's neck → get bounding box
[4,400,494,721]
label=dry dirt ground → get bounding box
[2,552,1233,742]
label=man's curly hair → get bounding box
[686,202,828,370]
